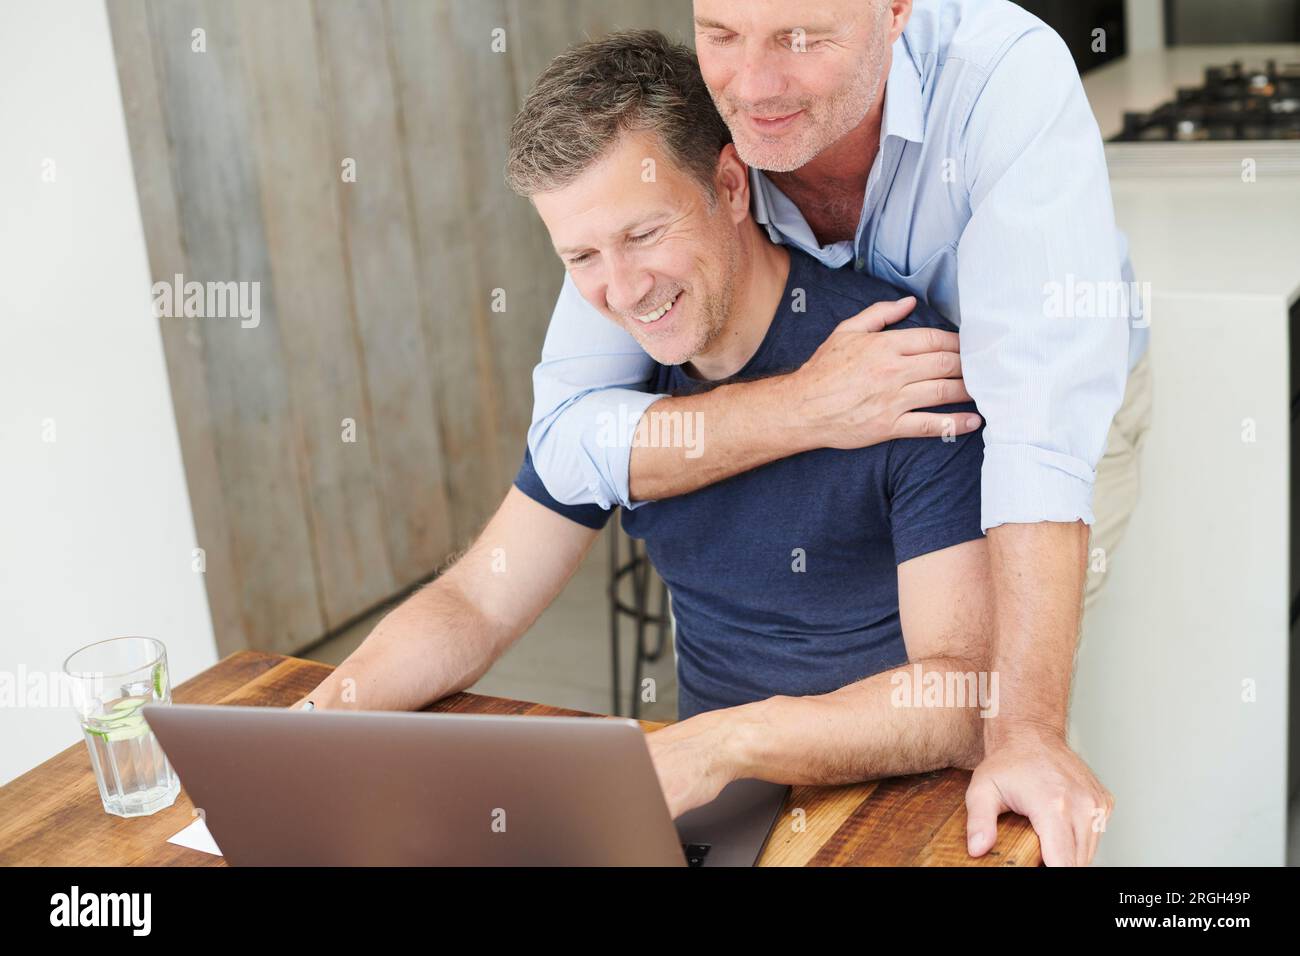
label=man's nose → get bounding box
[604,256,654,316]
[732,42,786,106]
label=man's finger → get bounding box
[1076,810,1099,867]
[1078,797,1108,866]
[1030,809,1078,867]
[889,325,961,356]
[964,777,1006,857]
[892,349,964,386]
[896,376,975,410]
[836,295,917,333]
[892,410,982,439]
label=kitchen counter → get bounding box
[1105,176,1300,301]
[1086,44,1300,304]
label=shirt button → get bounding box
[854,257,865,271]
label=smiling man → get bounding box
[297,31,998,828]
[525,0,1141,866]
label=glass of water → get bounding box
[62,637,180,817]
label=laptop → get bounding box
[142,703,789,867]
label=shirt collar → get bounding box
[880,34,925,146]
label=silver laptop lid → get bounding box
[143,704,687,866]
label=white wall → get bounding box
[0,1,217,785]
[1071,291,1290,865]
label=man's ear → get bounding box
[887,0,913,43]
[713,143,750,224]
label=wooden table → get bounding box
[0,652,1040,866]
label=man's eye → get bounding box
[783,34,825,50]
[629,229,659,244]
[703,33,736,46]
[567,253,592,266]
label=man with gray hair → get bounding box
[298,29,1002,833]
[524,0,1137,866]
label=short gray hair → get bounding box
[505,29,732,201]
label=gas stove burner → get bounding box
[1111,59,1300,143]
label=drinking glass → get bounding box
[62,636,180,817]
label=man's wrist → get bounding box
[704,696,781,782]
[983,712,1068,752]
[756,372,824,456]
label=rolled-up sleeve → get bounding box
[527,272,664,510]
[956,27,1130,531]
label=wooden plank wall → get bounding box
[106,0,693,655]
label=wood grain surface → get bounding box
[0,652,1040,866]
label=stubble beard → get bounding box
[635,240,738,369]
[690,241,738,363]
[717,42,890,174]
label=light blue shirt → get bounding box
[527,0,1146,531]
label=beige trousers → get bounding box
[1084,351,1154,609]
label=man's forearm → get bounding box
[627,376,816,502]
[306,581,506,712]
[714,656,988,787]
[983,520,1089,746]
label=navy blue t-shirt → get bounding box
[515,247,984,719]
